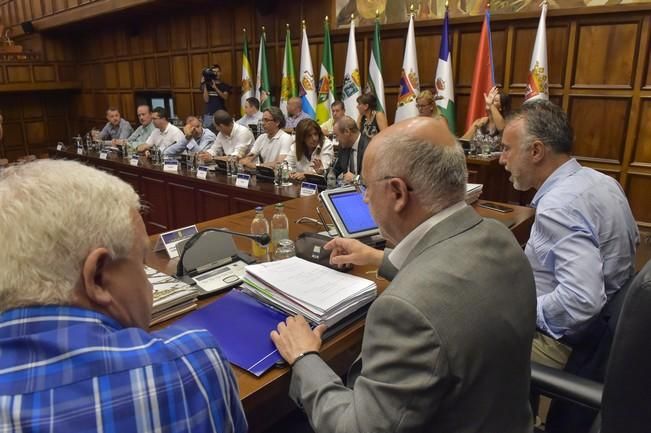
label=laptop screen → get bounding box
[329,190,378,235]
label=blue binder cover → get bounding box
[174,289,288,376]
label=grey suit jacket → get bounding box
[290,206,536,433]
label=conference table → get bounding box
[146,194,535,433]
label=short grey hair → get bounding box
[374,133,467,214]
[0,159,141,311]
[264,106,286,128]
[507,100,573,154]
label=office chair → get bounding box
[531,259,651,433]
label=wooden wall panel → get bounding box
[174,92,193,120]
[171,19,188,51]
[117,61,131,89]
[33,65,56,82]
[132,59,144,88]
[190,12,209,49]
[156,56,171,88]
[569,97,630,163]
[511,25,568,88]
[144,57,157,88]
[104,62,118,89]
[626,174,651,224]
[209,8,233,47]
[25,121,46,145]
[632,99,651,165]
[574,23,638,87]
[415,33,441,89]
[7,66,31,82]
[172,55,190,89]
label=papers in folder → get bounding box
[465,183,483,204]
[241,256,377,328]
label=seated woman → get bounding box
[286,118,334,181]
[462,86,511,152]
[416,90,448,125]
[356,93,388,142]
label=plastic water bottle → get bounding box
[250,206,270,262]
[281,160,290,185]
[327,167,337,189]
[270,203,289,255]
[257,119,264,138]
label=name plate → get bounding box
[163,159,179,173]
[153,225,199,259]
[300,182,318,197]
[99,150,109,160]
[56,143,64,151]
[197,165,209,179]
[130,155,140,166]
[235,173,250,188]
[77,147,84,155]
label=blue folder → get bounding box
[174,289,288,376]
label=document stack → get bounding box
[465,183,483,204]
[241,256,377,327]
[146,266,198,325]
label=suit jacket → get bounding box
[333,133,368,177]
[290,206,536,433]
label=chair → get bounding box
[531,259,651,433]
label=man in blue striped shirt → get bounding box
[0,160,247,432]
[500,100,639,369]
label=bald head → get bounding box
[288,97,303,115]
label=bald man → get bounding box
[284,96,309,132]
[271,117,536,433]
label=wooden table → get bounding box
[146,195,534,432]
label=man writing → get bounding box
[500,100,639,368]
[0,159,247,432]
[271,116,537,433]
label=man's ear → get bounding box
[81,248,114,307]
[531,140,547,163]
[389,178,410,213]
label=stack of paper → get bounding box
[146,266,198,325]
[241,257,377,328]
[465,183,483,204]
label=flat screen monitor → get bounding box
[319,186,379,239]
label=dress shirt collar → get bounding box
[531,158,581,208]
[159,122,171,134]
[268,129,285,141]
[389,201,468,270]
[351,133,361,153]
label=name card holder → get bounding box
[163,159,179,173]
[130,155,140,166]
[300,182,318,197]
[152,225,199,259]
[235,173,251,188]
[56,143,64,151]
[99,150,109,160]
[197,165,209,179]
[77,147,84,155]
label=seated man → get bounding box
[137,107,185,154]
[164,115,217,157]
[500,100,639,368]
[97,107,134,142]
[331,115,368,184]
[271,116,537,433]
[125,104,156,151]
[240,106,293,169]
[0,159,247,432]
[200,110,254,162]
[284,96,309,132]
[320,100,345,136]
[237,96,263,128]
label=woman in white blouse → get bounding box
[286,118,334,181]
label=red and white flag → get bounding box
[524,1,549,102]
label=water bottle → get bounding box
[327,166,337,189]
[274,163,282,186]
[231,156,239,176]
[250,206,270,262]
[257,119,264,138]
[226,157,232,176]
[270,203,289,255]
[281,160,290,185]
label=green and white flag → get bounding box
[342,19,361,121]
[366,16,385,113]
[435,9,456,133]
[280,26,297,117]
[256,29,271,110]
[241,29,254,117]
[316,17,335,124]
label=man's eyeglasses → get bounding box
[262,118,275,123]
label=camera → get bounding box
[202,67,217,81]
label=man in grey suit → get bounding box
[271,116,537,433]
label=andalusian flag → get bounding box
[342,18,361,121]
[435,9,456,134]
[524,1,549,102]
[395,13,420,122]
[299,22,316,119]
[240,29,254,117]
[256,29,271,110]
[367,15,385,113]
[316,17,335,124]
[280,25,297,117]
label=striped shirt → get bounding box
[0,306,247,433]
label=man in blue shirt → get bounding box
[500,100,639,368]
[164,115,217,157]
[97,107,133,141]
[0,159,247,433]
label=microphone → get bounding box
[176,227,270,277]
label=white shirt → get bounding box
[208,123,255,158]
[145,123,185,152]
[249,129,293,164]
[237,111,263,127]
[389,201,468,270]
[285,138,334,174]
[348,133,361,174]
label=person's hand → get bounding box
[183,124,194,137]
[137,143,150,153]
[324,237,384,268]
[343,171,355,184]
[270,316,326,365]
[200,75,205,84]
[311,159,324,174]
[290,172,305,181]
[197,151,212,162]
[484,86,498,110]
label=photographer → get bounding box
[200,64,232,129]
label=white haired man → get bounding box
[0,160,247,432]
[271,116,537,433]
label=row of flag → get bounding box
[240,2,549,134]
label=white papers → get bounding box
[466,183,483,204]
[242,256,377,327]
[145,266,198,325]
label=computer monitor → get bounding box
[319,186,379,239]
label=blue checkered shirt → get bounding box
[0,306,247,433]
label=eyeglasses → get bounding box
[355,176,413,194]
[262,117,275,123]
[416,103,433,109]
